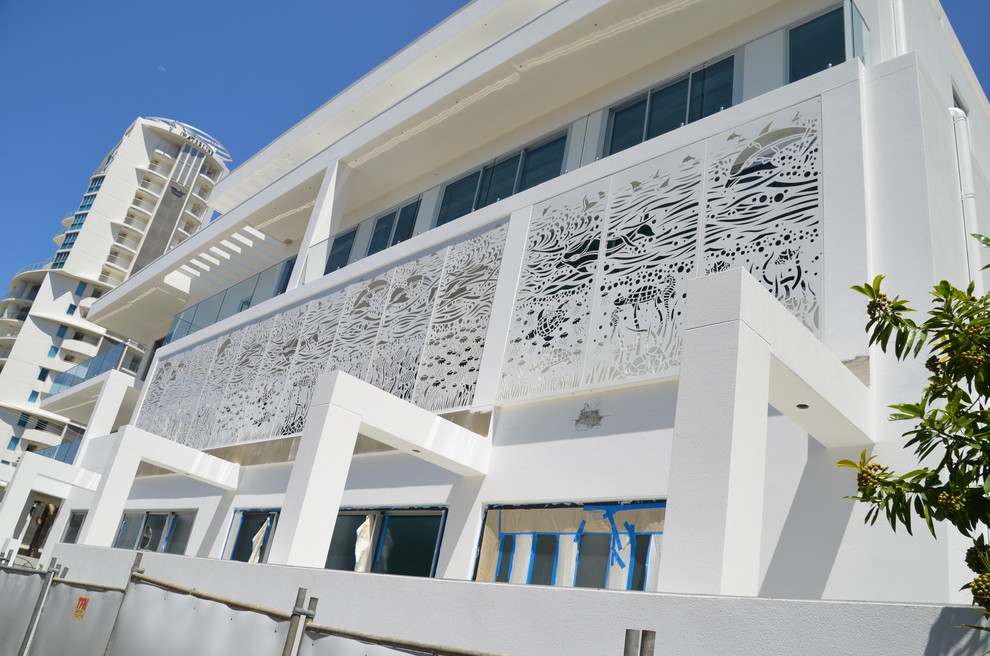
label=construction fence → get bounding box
[0,552,515,656]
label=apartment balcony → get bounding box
[48,342,143,397]
[0,308,30,325]
[113,233,142,252]
[111,213,149,234]
[32,438,81,465]
[0,328,19,343]
[20,427,61,449]
[98,271,125,287]
[103,253,133,273]
[152,147,176,161]
[192,184,212,202]
[13,259,53,280]
[130,197,157,215]
[0,348,10,362]
[139,180,164,196]
[184,203,206,220]
[60,337,100,360]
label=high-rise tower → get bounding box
[0,117,228,466]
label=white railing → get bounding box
[132,197,156,213]
[114,235,142,250]
[104,253,132,269]
[139,180,164,195]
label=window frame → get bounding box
[224,508,280,563]
[785,4,846,84]
[113,510,197,554]
[324,507,447,578]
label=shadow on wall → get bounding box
[759,436,859,599]
[925,606,989,655]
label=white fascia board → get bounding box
[120,426,240,490]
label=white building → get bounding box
[0,118,228,552]
[1,1,988,653]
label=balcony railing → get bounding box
[0,349,10,359]
[139,180,164,195]
[166,256,296,344]
[132,197,157,213]
[114,235,142,251]
[1,309,30,322]
[48,342,142,397]
[104,253,133,269]
[14,259,54,276]
[33,438,81,465]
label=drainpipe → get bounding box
[949,107,983,293]
[891,0,907,55]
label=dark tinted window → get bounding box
[647,77,689,139]
[789,8,845,82]
[436,171,481,226]
[529,534,558,585]
[324,229,357,274]
[371,514,444,577]
[575,533,610,588]
[477,155,520,207]
[608,97,647,155]
[495,534,515,583]
[325,514,371,570]
[367,212,396,256]
[518,136,566,191]
[688,56,734,122]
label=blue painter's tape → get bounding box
[573,520,586,543]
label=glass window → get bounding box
[60,232,78,250]
[326,509,445,578]
[476,502,665,591]
[37,368,49,381]
[6,437,18,451]
[436,171,481,227]
[850,2,872,66]
[477,155,520,208]
[114,512,145,549]
[47,346,58,358]
[325,513,374,571]
[69,214,87,230]
[324,229,357,274]
[371,513,444,577]
[56,325,68,339]
[788,8,845,82]
[688,56,734,122]
[574,533,611,588]
[495,534,515,583]
[75,281,87,296]
[647,77,690,140]
[86,177,104,194]
[28,391,38,403]
[164,511,195,555]
[392,200,419,246]
[78,195,95,212]
[518,135,567,192]
[66,304,77,316]
[529,534,558,585]
[367,211,396,256]
[52,252,69,270]
[230,510,279,563]
[17,414,28,427]
[63,512,86,544]
[608,96,648,155]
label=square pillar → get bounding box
[658,318,771,596]
[76,434,142,547]
[265,377,361,568]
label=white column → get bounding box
[75,371,133,466]
[76,432,141,547]
[659,318,771,597]
[434,476,486,579]
[265,374,361,568]
[286,160,353,289]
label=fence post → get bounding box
[101,553,144,656]
[0,549,11,566]
[16,559,58,656]
[639,630,656,656]
[281,587,309,656]
[623,629,640,656]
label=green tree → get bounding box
[839,234,990,615]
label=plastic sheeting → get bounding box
[106,581,291,656]
[27,580,124,656]
[0,568,44,656]
[299,632,428,656]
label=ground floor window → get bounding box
[475,501,664,590]
[62,511,87,544]
[325,508,446,578]
[227,509,279,563]
[113,511,196,555]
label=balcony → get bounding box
[14,259,53,278]
[60,337,100,360]
[0,348,10,361]
[104,253,133,272]
[98,271,125,286]
[131,197,157,214]
[21,427,61,448]
[48,342,143,397]
[139,180,164,196]
[33,438,81,465]
[184,203,206,220]
[114,234,142,252]
[112,213,149,234]
[0,308,30,324]
[0,328,19,341]
[166,256,296,344]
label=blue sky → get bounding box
[0,1,987,290]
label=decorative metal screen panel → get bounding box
[413,224,506,411]
[139,224,506,449]
[702,100,822,330]
[499,180,610,400]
